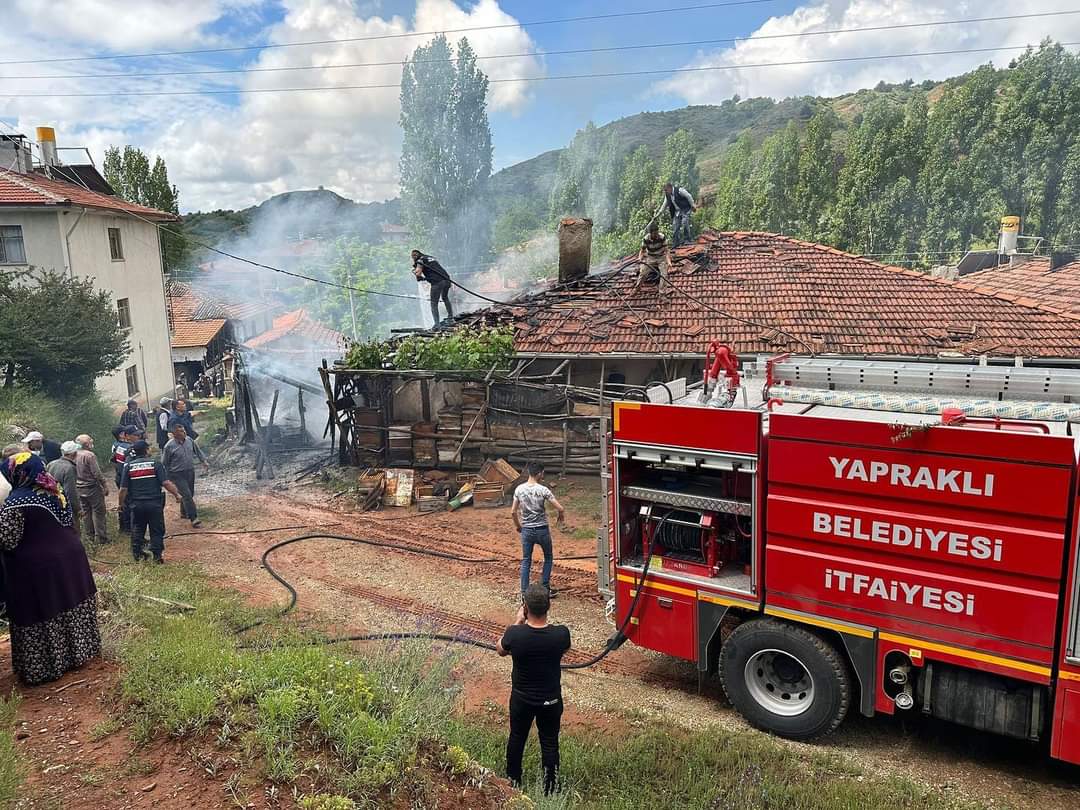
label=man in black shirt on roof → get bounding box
[411,249,454,325]
[497,583,571,795]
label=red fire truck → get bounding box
[602,353,1080,761]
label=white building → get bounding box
[0,135,176,405]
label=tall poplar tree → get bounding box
[103,145,185,271]
[399,35,492,268]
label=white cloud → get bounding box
[654,0,1080,104]
[2,0,544,211]
[12,0,257,51]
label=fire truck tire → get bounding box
[720,619,851,740]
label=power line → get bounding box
[10,10,1076,81]
[0,0,778,66]
[6,41,1072,99]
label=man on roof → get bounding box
[411,249,454,326]
[634,221,669,290]
[661,182,697,248]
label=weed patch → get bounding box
[0,693,24,805]
[102,564,463,803]
[445,716,984,810]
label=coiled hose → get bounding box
[231,516,668,669]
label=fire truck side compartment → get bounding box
[608,396,1080,755]
[917,662,1046,741]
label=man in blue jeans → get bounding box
[512,461,566,597]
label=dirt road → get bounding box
[145,468,1080,810]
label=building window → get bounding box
[0,225,26,264]
[125,365,139,398]
[117,297,132,329]
[108,227,124,261]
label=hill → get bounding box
[178,41,1080,272]
[181,189,401,261]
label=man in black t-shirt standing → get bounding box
[411,249,454,325]
[497,583,571,795]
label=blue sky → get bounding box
[2,0,1077,211]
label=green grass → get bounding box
[99,564,463,805]
[193,398,230,451]
[0,387,117,466]
[94,558,991,810]
[445,716,985,810]
[0,693,24,805]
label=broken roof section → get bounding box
[460,231,1080,360]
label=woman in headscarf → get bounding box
[0,452,99,685]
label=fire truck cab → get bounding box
[604,355,1080,760]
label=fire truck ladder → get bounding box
[752,357,1080,423]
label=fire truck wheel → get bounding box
[720,619,850,740]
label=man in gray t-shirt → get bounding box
[512,461,565,597]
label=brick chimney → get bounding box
[558,218,592,285]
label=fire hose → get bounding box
[170,515,667,669]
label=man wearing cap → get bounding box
[119,440,181,563]
[24,431,61,464]
[47,441,83,538]
[155,397,174,451]
[120,398,148,432]
[74,434,110,543]
[111,426,139,534]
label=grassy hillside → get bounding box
[174,75,947,268]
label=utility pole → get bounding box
[347,270,358,340]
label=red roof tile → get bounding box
[959,256,1080,318]
[0,168,178,220]
[167,280,227,349]
[243,309,344,351]
[464,232,1080,359]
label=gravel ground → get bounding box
[160,458,1080,810]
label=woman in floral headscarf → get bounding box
[0,452,99,685]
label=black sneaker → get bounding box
[547,587,559,599]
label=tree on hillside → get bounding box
[831,96,926,255]
[794,107,839,241]
[748,121,801,233]
[548,123,622,228]
[302,240,415,340]
[399,35,492,269]
[103,145,186,271]
[918,65,1002,258]
[708,133,755,230]
[594,145,659,258]
[995,42,1080,242]
[656,129,701,197]
[0,269,129,396]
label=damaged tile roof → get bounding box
[462,231,1080,359]
[243,308,344,351]
[166,280,226,349]
[0,168,178,220]
[954,255,1080,318]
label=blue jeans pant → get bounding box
[672,210,692,246]
[520,525,553,594]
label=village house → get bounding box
[166,279,277,383]
[0,129,176,404]
[950,253,1080,319]
[242,308,345,364]
[460,230,1080,389]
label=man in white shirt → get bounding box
[511,461,566,598]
